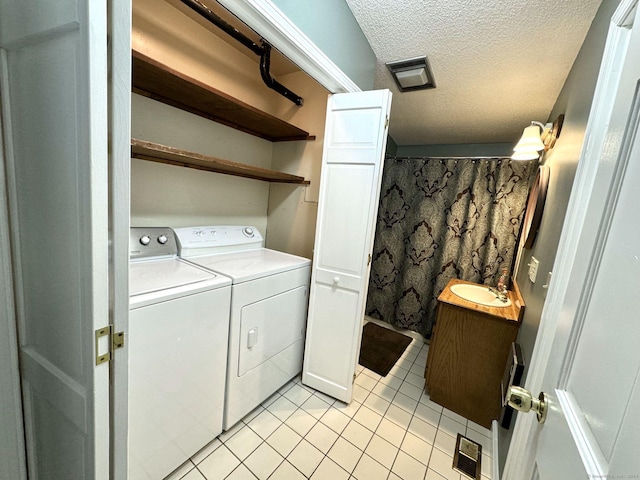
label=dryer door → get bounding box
[238,285,307,376]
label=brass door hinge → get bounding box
[368,253,372,266]
[95,326,125,365]
[385,116,389,129]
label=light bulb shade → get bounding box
[511,150,540,161]
[514,125,545,152]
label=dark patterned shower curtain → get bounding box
[366,156,536,338]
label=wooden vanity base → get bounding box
[424,279,524,429]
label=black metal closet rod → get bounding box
[180,0,304,106]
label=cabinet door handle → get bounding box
[333,276,340,284]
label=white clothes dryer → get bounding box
[173,226,311,430]
[128,227,231,480]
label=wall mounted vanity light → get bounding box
[386,56,436,92]
[511,114,564,161]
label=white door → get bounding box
[303,90,392,403]
[504,1,640,478]
[0,1,120,478]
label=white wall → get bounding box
[130,94,272,233]
[266,71,330,259]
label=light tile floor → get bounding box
[166,325,493,480]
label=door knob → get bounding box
[507,386,548,424]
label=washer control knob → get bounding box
[157,234,168,244]
[243,227,255,237]
[195,230,204,237]
[139,235,151,246]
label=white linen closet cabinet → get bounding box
[302,90,392,403]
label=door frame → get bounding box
[109,0,132,478]
[0,48,28,480]
[504,0,639,477]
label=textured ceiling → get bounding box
[344,0,603,146]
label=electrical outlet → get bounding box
[528,257,539,283]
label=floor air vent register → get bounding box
[453,434,482,479]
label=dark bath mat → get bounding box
[359,322,413,377]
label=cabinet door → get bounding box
[302,90,391,403]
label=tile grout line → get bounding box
[355,338,434,478]
[189,333,485,480]
[254,392,319,480]
[389,341,431,478]
[307,348,415,478]
[259,383,369,479]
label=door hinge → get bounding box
[113,330,125,350]
[385,116,389,129]
[368,253,372,266]
[95,326,125,365]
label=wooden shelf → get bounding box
[131,139,310,185]
[132,50,314,142]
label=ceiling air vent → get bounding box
[386,55,436,92]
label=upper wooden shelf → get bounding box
[132,50,314,142]
[131,139,310,185]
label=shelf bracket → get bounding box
[179,0,304,107]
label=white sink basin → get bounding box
[450,283,512,308]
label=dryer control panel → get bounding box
[173,225,264,257]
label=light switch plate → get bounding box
[528,257,539,283]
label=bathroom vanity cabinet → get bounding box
[424,279,525,428]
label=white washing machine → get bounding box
[173,225,311,430]
[128,227,231,480]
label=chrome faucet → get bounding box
[488,286,509,303]
[488,267,510,303]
